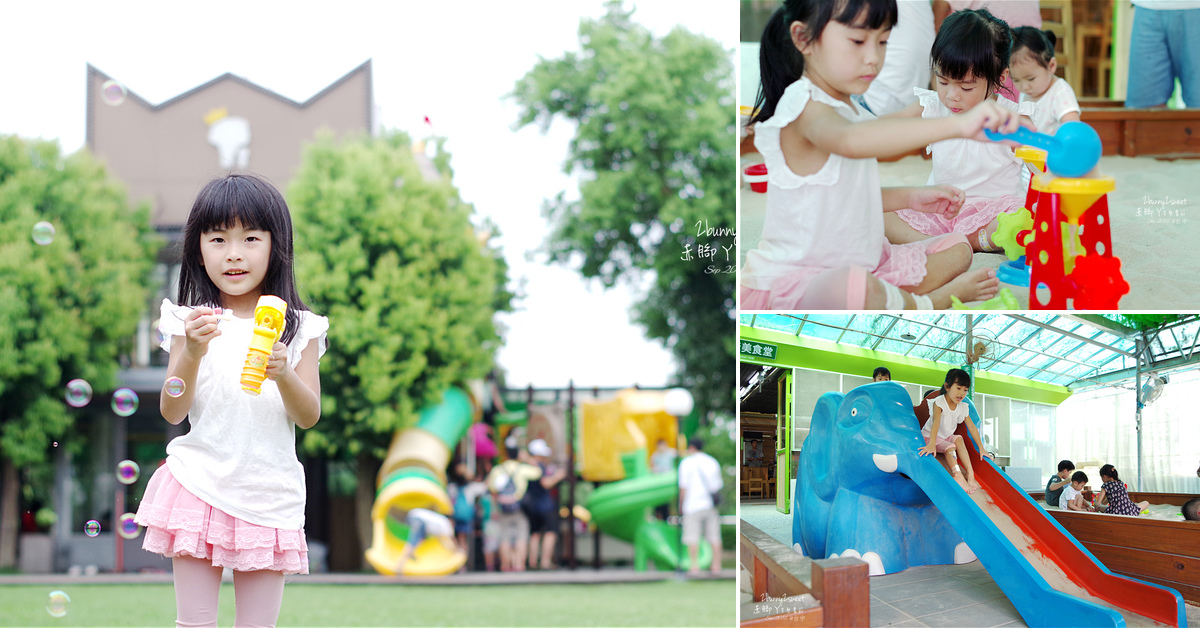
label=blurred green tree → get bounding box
[0,136,159,568]
[511,1,736,422]
[288,131,511,563]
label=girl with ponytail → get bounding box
[741,0,1019,310]
[1096,464,1150,516]
[1010,26,1081,136]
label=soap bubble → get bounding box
[116,460,140,485]
[65,379,93,408]
[46,590,70,618]
[32,221,55,245]
[117,513,140,539]
[84,520,101,537]
[101,80,127,106]
[111,388,139,417]
[164,376,186,398]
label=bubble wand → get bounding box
[240,296,287,395]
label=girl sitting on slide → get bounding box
[919,369,993,494]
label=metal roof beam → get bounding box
[1061,314,1139,340]
[871,316,902,350]
[1009,314,1136,357]
[1069,352,1200,390]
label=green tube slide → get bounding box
[584,450,712,571]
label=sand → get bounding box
[971,488,1168,627]
[738,154,1200,309]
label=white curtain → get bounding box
[1057,369,1200,493]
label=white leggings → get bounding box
[173,556,285,628]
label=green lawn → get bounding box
[0,581,734,627]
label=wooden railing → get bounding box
[740,521,869,627]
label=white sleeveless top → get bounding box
[1018,77,1081,136]
[741,77,884,291]
[158,298,329,529]
[915,87,1036,199]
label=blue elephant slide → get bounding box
[793,382,1186,627]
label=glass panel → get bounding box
[991,396,1011,457]
[874,338,908,354]
[792,368,841,450]
[838,331,872,347]
[752,314,803,335]
[842,375,872,393]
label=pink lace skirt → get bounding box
[894,195,1023,238]
[134,464,309,574]
[740,234,967,310]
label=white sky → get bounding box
[0,1,737,389]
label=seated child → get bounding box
[1095,464,1149,516]
[1010,27,1081,136]
[1183,498,1200,521]
[885,8,1036,253]
[1060,471,1095,512]
[1044,460,1074,508]
[918,368,993,494]
[740,0,1013,310]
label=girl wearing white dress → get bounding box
[1010,27,1082,136]
[885,9,1036,253]
[741,0,1018,310]
[136,173,328,627]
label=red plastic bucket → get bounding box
[744,164,768,193]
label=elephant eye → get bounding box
[839,400,871,429]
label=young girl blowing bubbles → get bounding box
[885,9,1037,254]
[135,174,328,627]
[1010,26,1081,136]
[740,0,1018,310]
[919,368,992,494]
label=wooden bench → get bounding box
[1081,108,1200,158]
[740,520,869,627]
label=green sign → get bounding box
[740,340,778,360]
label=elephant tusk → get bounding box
[873,454,898,474]
[955,542,977,564]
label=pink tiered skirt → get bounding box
[134,465,309,575]
[894,195,1023,239]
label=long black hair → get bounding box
[1099,463,1120,482]
[749,0,899,126]
[1011,26,1057,69]
[178,173,308,346]
[931,8,1013,96]
[940,368,972,395]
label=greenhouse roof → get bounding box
[738,313,1200,390]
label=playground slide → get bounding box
[906,407,1186,627]
[364,387,472,576]
[585,454,711,571]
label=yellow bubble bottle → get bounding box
[240,295,288,395]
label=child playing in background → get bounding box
[1044,460,1075,508]
[886,9,1036,254]
[1010,27,1081,135]
[740,0,1019,310]
[1095,464,1150,516]
[918,368,992,494]
[934,0,1043,101]
[394,508,459,574]
[1061,471,1096,512]
[136,173,328,627]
